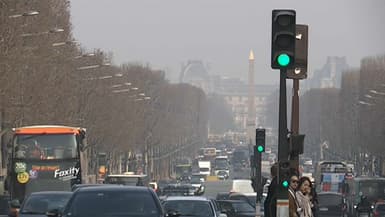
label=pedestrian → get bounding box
[308,183,318,217]
[264,162,278,217]
[296,176,313,217]
[289,173,300,217]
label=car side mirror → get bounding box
[9,199,20,209]
[46,209,61,217]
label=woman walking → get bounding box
[296,176,313,217]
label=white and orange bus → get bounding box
[5,125,94,202]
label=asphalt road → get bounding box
[203,179,232,198]
[203,167,252,198]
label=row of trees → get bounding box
[300,55,385,168]
[264,54,385,174]
[0,0,208,180]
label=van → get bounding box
[230,179,254,193]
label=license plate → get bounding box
[319,207,328,211]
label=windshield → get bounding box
[163,200,214,217]
[65,191,159,217]
[318,194,343,207]
[20,193,72,214]
[14,134,78,160]
[233,202,255,213]
[191,176,201,184]
[359,180,385,202]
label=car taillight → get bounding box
[373,210,379,217]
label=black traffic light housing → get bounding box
[287,24,309,79]
[289,134,305,156]
[271,9,296,69]
[278,160,291,188]
[255,128,266,153]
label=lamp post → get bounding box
[8,11,39,18]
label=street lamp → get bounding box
[74,53,95,59]
[21,28,65,37]
[370,90,385,96]
[52,41,78,47]
[9,11,39,18]
[358,101,374,106]
[76,63,111,71]
[112,89,130,93]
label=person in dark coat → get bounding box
[264,162,278,217]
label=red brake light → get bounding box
[374,211,379,217]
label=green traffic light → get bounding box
[277,54,290,67]
[257,145,264,152]
[282,180,289,188]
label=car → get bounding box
[228,192,257,208]
[162,196,226,217]
[317,192,347,217]
[217,171,229,180]
[55,185,163,217]
[216,200,256,217]
[71,183,116,191]
[216,192,231,200]
[18,191,72,217]
[230,179,254,193]
[373,201,385,217]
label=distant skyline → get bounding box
[69,0,385,84]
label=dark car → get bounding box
[216,192,231,200]
[228,193,256,208]
[216,200,256,217]
[18,191,72,217]
[317,192,347,217]
[162,196,225,217]
[373,201,385,217]
[58,185,163,217]
[71,184,116,191]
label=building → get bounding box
[305,56,349,90]
[179,60,276,142]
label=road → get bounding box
[203,180,232,198]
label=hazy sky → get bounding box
[69,0,385,84]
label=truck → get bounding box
[198,161,211,176]
[214,156,230,177]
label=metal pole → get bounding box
[255,149,263,217]
[290,79,300,171]
[277,69,289,217]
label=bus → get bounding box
[175,163,192,180]
[345,177,385,216]
[214,156,229,176]
[5,125,93,202]
[315,161,348,193]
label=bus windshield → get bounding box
[14,134,78,160]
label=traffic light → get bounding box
[271,9,296,69]
[278,160,291,188]
[255,128,266,153]
[287,24,309,79]
[289,134,305,156]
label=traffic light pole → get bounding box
[254,151,263,217]
[290,79,300,171]
[277,69,289,217]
